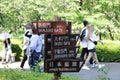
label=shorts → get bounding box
[88,48,96,52]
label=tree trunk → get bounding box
[79,0,83,6]
[99,31,102,40]
[107,25,114,40]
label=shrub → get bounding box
[96,40,120,62]
[11,38,23,61]
[11,44,22,61]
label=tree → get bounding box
[0,0,120,40]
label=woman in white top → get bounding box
[20,29,32,70]
[82,25,104,70]
[2,38,12,64]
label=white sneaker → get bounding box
[98,64,105,69]
[82,65,90,70]
[90,63,97,68]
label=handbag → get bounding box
[90,39,97,45]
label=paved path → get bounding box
[64,63,120,80]
[0,61,30,69]
[0,61,120,80]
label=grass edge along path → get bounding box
[0,69,83,80]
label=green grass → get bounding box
[0,69,82,80]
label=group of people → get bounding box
[0,16,104,71]
[17,16,61,71]
[80,20,105,70]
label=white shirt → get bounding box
[80,27,87,48]
[23,30,31,50]
[86,30,99,50]
[29,34,42,52]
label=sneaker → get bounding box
[82,65,90,70]
[90,63,96,68]
[98,64,105,69]
[20,67,25,71]
[2,62,8,64]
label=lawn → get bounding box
[0,69,82,80]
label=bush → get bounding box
[11,38,23,61]
[96,40,120,62]
[11,44,22,61]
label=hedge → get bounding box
[96,40,120,62]
[11,44,22,61]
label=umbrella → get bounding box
[0,33,11,40]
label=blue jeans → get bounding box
[28,51,41,67]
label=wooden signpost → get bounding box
[32,21,83,80]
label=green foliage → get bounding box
[97,67,111,80]
[0,69,80,80]
[11,44,22,61]
[96,40,120,62]
[0,0,120,40]
[11,38,23,61]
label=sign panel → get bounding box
[51,34,79,47]
[52,46,80,59]
[46,59,80,72]
[32,21,71,34]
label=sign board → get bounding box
[52,46,80,59]
[46,59,80,72]
[40,21,83,73]
[32,21,71,34]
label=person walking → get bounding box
[28,29,43,72]
[20,27,32,70]
[82,25,105,70]
[79,20,89,60]
[79,20,93,64]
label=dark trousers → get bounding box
[28,51,41,67]
[28,51,41,72]
[80,48,93,64]
[20,49,27,68]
